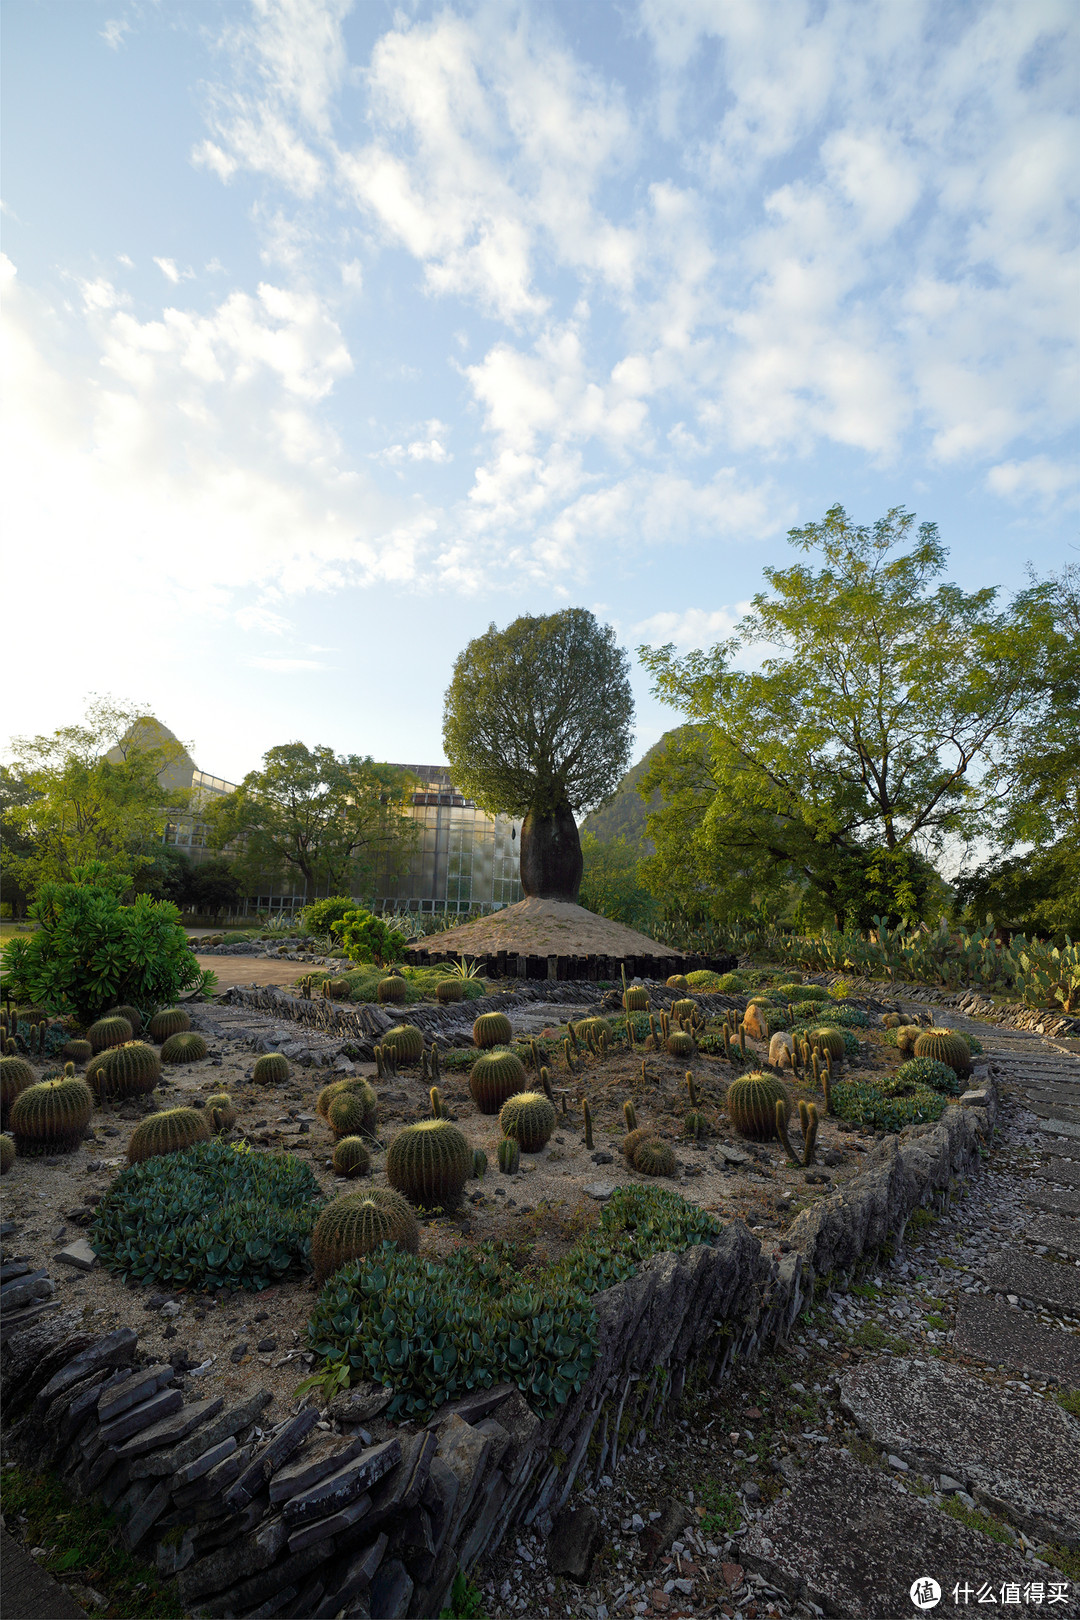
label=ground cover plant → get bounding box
[302,962,488,1004]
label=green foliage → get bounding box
[442,608,633,818]
[698,1479,743,1536]
[830,1079,949,1131]
[306,1185,720,1420]
[440,1569,488,1620]
[253,1053,290,1085]
[334,908,408,967]
[894,1057,963,1095]
[300,895,358,936]
[578,832,659,932]
[161,1031,208,1064]
[1055,1389,1080,1419]
[92,1138,323,1289]
[824,1004,869,1028]
[2,863,206,1022]
[10,1077,94,1154]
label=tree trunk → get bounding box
[519,804,583,902]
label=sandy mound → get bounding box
[406,896,680,959]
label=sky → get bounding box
[2,0,1077,784]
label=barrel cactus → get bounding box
[671,999,697,1023]
[473,1011,512,1049]
[498,1090,556,1153]
[161,1032,208,1065]
[498,1136,520,1175]
[436,980,465,1004]
[327,978,352,1000]
[376,976,408,1005]
[253,1053,290,1085]
[623,985,649,1012]
[386,1119,471,1208]
[149,1008,191,1042]
[92,1042,161,1101]
[332,1136,371,1178]
[575,1017,610,1042]
[316,1077,377,1134]
[633,1138,676,1177]
[0,1133,14,1174]
[62,1040,93,1065]
[88,1015,134,1054]
[383,1025,424,1064]
[127,1107,212,1164]
[10,1077,94,1155]
[913,1030,972,1077]
[469,1050,527,1115]
[106,1004,143,1035]
[622,1126,657,1161]
[684,1110,709,1140]
[472,1147,488,1180]
[1,1056,35,1128]
[666,975,689,992]
[666,1031,695,1059]
[327,1088,378,1141]
[726,1072,792,1140]
[808,1028,845,1062]
[205,1093,237,1132]
[312,1188,419,1284]
[894,1024,923,1054]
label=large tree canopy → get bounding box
[442,609,633,901]
[204,744,416,899]
[639,506,1050,929]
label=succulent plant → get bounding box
[912,1029,973,1076]
[377,976,408,1005]
[624,1099,638,1133]
[9,1076,94,1155]
[312,1188,419,1284]
[472,1147,488,1179]
[498,1090,556,1153]
[429,1086,445,1119]
[894,1024,923,1053]
[623,986,649,1012]
[148,1008,191,1042]
[92,1041,161,1102]
[383,1024,424,1064]
[333,1136,371,1178]
[1,1056,35,1128]
[621,1125,656,1161]
[539,1064,554,1102]
[469,1049,527,1115]
[894,1056,962,1095]
[582,1097,593,1149]
[498,1136,520,1175]
[473,1011,513,1049]
[106,1004,143,1035]
[0,1133,14,1174]
[327,978,352,1000]
[671,999,697,1023]
[61,1039,93,1065]
[809,1027,845,1062]
[666,975,689,992]
[317,1077,378,1134]
[436,979,466,1004]
[161,1032,208,1065]
[881,1012,902,1029]
[563,1037,577,1072]
[205,1093,237,1132]
[87,1015,134,1054]
[726,1072,792,1140]
[328,1090,375,1140]
[684,1110,708,1140]
[386,1118,471,1208]
[253,1053,290,1085]
[775,1097,798,1163]
[666,1031,695,1059]
[576,1018,611,1043]
[127,1107,212,1163]
[659,1011,671,1041]
[799,1099,819,1166]
[633,1138,676,1177]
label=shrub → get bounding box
[2,863,209,1022]
[305,1184,721,1419]
[895,1057,963,1095]
[830,1079,949,1132]
[300,896,357,937]
[825,1004,870,1028]
[92,1138,323,1289]
[334,909,407,968]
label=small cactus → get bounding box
[799,1100,819,1166]
[498,1091,556,1153]
[633,1138,676,1178]
[539,1064,554,1102]
[583,1097,593,1149]
[685,1071,699,1105]
[312,1188,418,1284]
[0,1133,14,1174]
[327,977,352,1000]
[148,1008,191,1042]
[328,1090,376,1140]
[253,1053,290,1085]
[621,1125,656,1161]
[10,1077,94,1155]
[563,1037,577,1072]
[774,1097,798,1163]
[726,1072,792,1141]
[498,1136,521,1175]
[473,1011,513,1049]
[386,1119,471,1208]
[205,1093,237,1132]
[809,1028,845,1062]
[87,1015,134,1054]
[671,998,696,1022]
[624,1099,638,1133]
[317,1078,377,1135]
[376,976,408,1005]
[472,1147,488,1180]
[127,1107,211,1164]
[333,1136,371,1178]
[161,1032,208,1065]
[684,1110,708,1140]
[429,1085,445,1119]
[469,1050,527,1115]
[436,980,465,1004]
[383,1025,424,1064]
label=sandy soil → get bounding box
[405,896,682,960]
[193,955,321,989]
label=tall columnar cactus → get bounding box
[332,1136,371,1178]
[912,1030,972,1076]
[10,1077,94,1155]
[376,976,408,1005]
[623,985,649,1012]
[473,1012,513,1049]
[582,1097,593,1149]
[312,1188,419,1283]
[633,1138,676,1177]
[726,1072,792,1141]
[576,1018,610,1044]
[205,1093,237,1133]
[539,1064,554,1102]
[88,1015,134,1054]
[563,1037,577,1073]
[499,1091,556,1153]
[686,1071,699,1105]
[0,1133,14,1174]
[624,1098,638,1133]
[775,1097,798,1163]
[92,1042,161,1101]
[429,1086,445,1119]
[106,1004,143,1036]
[386,1119,471,1208]
[498,1136,520,1175]
[253,1053,290,1085]
[161,1032,208,1065]
[127,1108,212,1163]
[1,1056,35,1129]
[436,979,465,1004]
[383,1025,424,1064]
[472,1147,488,1180]
[799,1099,819,1166]
[469,1050,527,1115]
[148,1008,191,1042]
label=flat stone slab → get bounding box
[1025,1188,1080,1218]
[1041,1136,1080,1163]
[982,1250,1080,1315]
[1035,1158,1080,1190]
[953,1296,1080,1384]
[741,1447,1032,1619]
[1027,1214,1080,1259]
[839,1357,1080,1546]
[1040,1117,1080,1141]
[54,1239,98,1271]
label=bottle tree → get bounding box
[442,609,634,902]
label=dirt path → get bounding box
[194,955,307,989]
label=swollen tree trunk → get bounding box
[519,804,583,902]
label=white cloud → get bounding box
[236,605,293,635]
[101,17,131,51]
[986,456,1078,503]
[633,605,749,649]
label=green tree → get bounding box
[578,833,659,932]
[3,698,188,898]
[639,506,1049,929]
[442,609,633,901]
[204,744,416,901]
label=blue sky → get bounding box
[3,0,1076,784]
